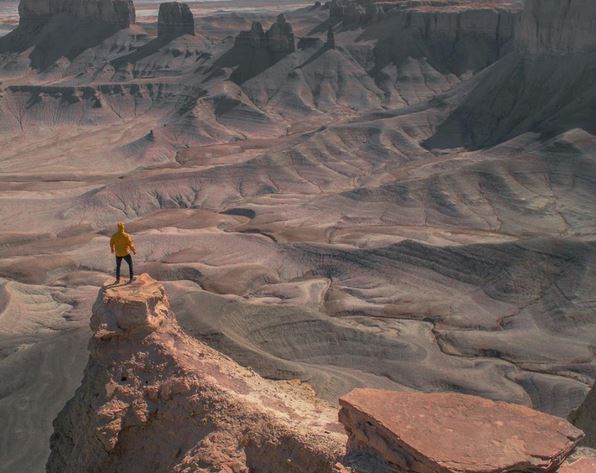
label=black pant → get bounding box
[115,254,133,280]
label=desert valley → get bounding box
[0,0,595,471]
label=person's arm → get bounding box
[110,236,115,254]
[129,236,137,255]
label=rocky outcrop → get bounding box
[326,25,335,49]
[18,0,135,28]
[515,0,596,54]
[339,389,585,473]
[235,21,266,48]
[47,274,345,473]
[266,14,295,53]
[234,14,295,54]
[570,384,596,448]
[157,2,194,38]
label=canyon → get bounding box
[0,0,594,472]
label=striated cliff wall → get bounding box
[18,0,135,28]
[157,2,195,38]
[515,0,596,54]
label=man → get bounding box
[110,223,137,283]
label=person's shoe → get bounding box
[115,278,120,284]
[128,276,135,284]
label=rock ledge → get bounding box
[91,273,173,338]
[339,388,585,473]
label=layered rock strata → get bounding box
[47,274,345,473]
[234,14,295,54]
[157,2,195,38]
[515,0,596,54]
[18,0,135,28]
[339,388,585,473]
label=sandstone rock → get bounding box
[265,13,295,53]
[48,274,346,473]
[339,389,585,473]
[515,0,596,54]
[90,273,174,338]
[18,0,135,27]
[234,14,295,55]
[157,1,195,38]
[570,383,596,448]
[234,21,265,48]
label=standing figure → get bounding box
[110,223,137,284]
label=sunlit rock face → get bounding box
[18,0,136,27]
[157,2,195,38]
[234,14,295,54]
[47,274,346,473]
[339,389,586,473]
[515,0,596,54]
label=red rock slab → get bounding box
[559,456,596,473]
[339,389,584,473]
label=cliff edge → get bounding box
[47,274,346,473]
[19,0,135,28]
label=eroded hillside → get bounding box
[0,0,595,472]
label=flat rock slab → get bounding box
[339,389,584,473]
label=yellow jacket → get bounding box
[110,223,136,257]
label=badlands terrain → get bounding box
[0,0,595,471]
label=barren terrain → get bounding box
[0,0,595,472]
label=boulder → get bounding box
[157,2,195,38]
[339,389,585,473]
